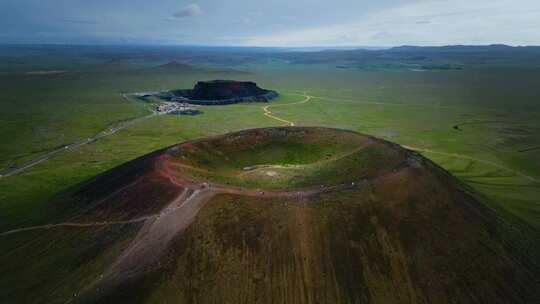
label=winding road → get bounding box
[0,92,310,179]
[0,92,540,236]
[1,89,538,302]
[262,92,312,126]
[3,91,537,238]
[260,92,539,185]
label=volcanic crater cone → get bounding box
[24,127,540,303]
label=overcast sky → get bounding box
[1,0,539,46]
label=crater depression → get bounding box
[6,127,538,304]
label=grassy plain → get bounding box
[1,53,539,230]
[0,46,540,303]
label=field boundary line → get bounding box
[311,95,504,112]
[402,145,540,184]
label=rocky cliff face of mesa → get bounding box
[191,80,267,100]
[172,80,278,105]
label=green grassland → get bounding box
[0,46,540,303]
[0,53,537,226]
[0,224,141,303]
[1,55,539,230]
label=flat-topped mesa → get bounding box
[170,80,278,105]
[192,80,268,100]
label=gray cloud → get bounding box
[173,3,203,18]
[61,19,100,25]
[2,0,539,46]
[371,31,392,40]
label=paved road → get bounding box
[0,94,156,179]
[3,91,535,187]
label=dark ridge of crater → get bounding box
[170,80,278,105]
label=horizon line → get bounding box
[0,43,539,49]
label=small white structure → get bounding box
[156,102,200,115]
[134,91,160,98]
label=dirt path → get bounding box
[262,92,312,126]
[3,152,404,303]
[0,217,152,237]
[70,163,410,302]
[0,171,331,239]
[402,145,540,184]
[4,144,535,239]
[97,189,215,282]
[62,188,214,303]
[239,144,370,176]
[65,177,336,303]
[268,92,539,185]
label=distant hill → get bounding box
[172,80,278,103]
[388,44,540,53]
[150,61,204,72]
[276,44,540,66]
[149,61,251,75]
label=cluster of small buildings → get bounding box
[134,91,161,98]
[156,102,201,115]
[133,80,278,117]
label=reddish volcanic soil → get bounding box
[70,131,353,302]
[4,127,538,304]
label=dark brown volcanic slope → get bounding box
[1,127,538,304]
